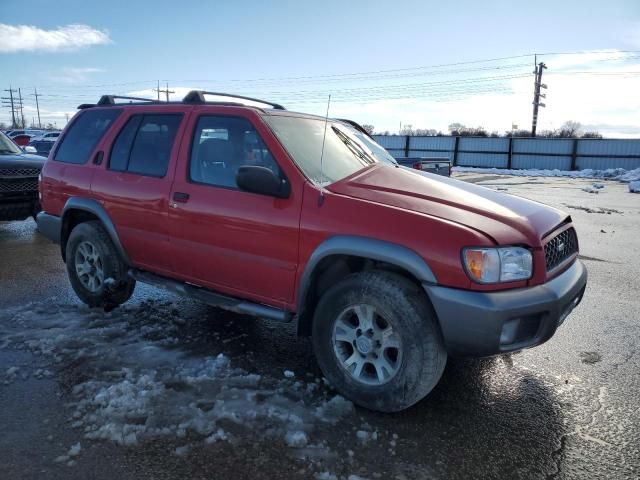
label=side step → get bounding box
[129,269,292,323]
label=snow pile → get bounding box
[630,181,640,193]
[454,166,640,185]
[0,301,354,451]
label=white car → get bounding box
[30,131,60,142]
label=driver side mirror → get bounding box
[236,165,290,199]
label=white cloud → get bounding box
[0,24,111,53]
[52,67,105,84]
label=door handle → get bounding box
[173,192,190,203]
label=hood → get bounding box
[328,164,568,246]
[0,153,46,170]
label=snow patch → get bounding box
[0,301,354,453]
[285,430,309,448]
[454,166,640,183]
[629,181,640,193]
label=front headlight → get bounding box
[463,247,533,283]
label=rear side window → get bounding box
[108,114,182,177]
[54,109,121,164]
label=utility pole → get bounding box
[17,88,26,128]
[531,60,547,137]
[31,88,42,129]
[2,86,18,128]
[153,81,174,102]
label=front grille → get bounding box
[0,167,40,177]
[0,178,39,193]
[544,227,578,271]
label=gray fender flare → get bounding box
[61,197,131,265]
[296,235,437,314]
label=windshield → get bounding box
[264,115,394,185]
[0,132,22,155]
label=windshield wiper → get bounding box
[332,128,374,164]
[0,149,18,154]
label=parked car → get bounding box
[395,157,451,176]
[28,135,60,157]
[0,131,44,221]
[12,134,34,147]
[37,91,587,412]
[30,131,61,142]
[7,129,43,138]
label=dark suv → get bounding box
[0,131,44,221]
[36,92,587,412]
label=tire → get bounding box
[312,270,446,412]
[65,221,135,308]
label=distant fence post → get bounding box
[452,136,460,166]
[507,137,513,169]
[571,139,579,170]
[404,135,410,157]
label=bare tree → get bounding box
[581,131,603,139]
[415,128,438,136]
[448,123,465,135]
[555,121,583,138]
[361,124,375,135]
[400,125,415,136]
[504,129,532,137]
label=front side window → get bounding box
[54,109,121,164]
[108,114,182,177]
[190,115,281,189]
[262,115,379,186]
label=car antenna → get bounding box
[318,94,331,207]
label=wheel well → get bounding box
[60,209,100,260]
[297,254,423,336]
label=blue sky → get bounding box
[1,0,639,136]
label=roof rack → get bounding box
[182,90,285,110]
[98,95,160,106]
[77,95,161,110]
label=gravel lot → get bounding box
[1,173,638,480]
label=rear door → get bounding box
[90,107,189,274]
[167,107,303,308]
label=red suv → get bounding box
[37,91,587,412]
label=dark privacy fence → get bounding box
[372,135,640,171]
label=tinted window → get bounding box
[109,116,143,172]
[54,109,121,164]
[190,116,280,189]
[109,114,182,177]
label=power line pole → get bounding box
[17,88,25,128]
[531,60,547,137]
[153,81,174,102]
[2,86,18,128]
[31,88,42,129]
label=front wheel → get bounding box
[65,221,135,308]
[312,271,446,412]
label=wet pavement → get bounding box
[0,175,638,480]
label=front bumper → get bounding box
[424,260,587,357]
[0,192,40,221]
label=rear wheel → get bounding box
[312,271,446,412]
[65,221,135,308]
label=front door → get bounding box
[168,108,302,308]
